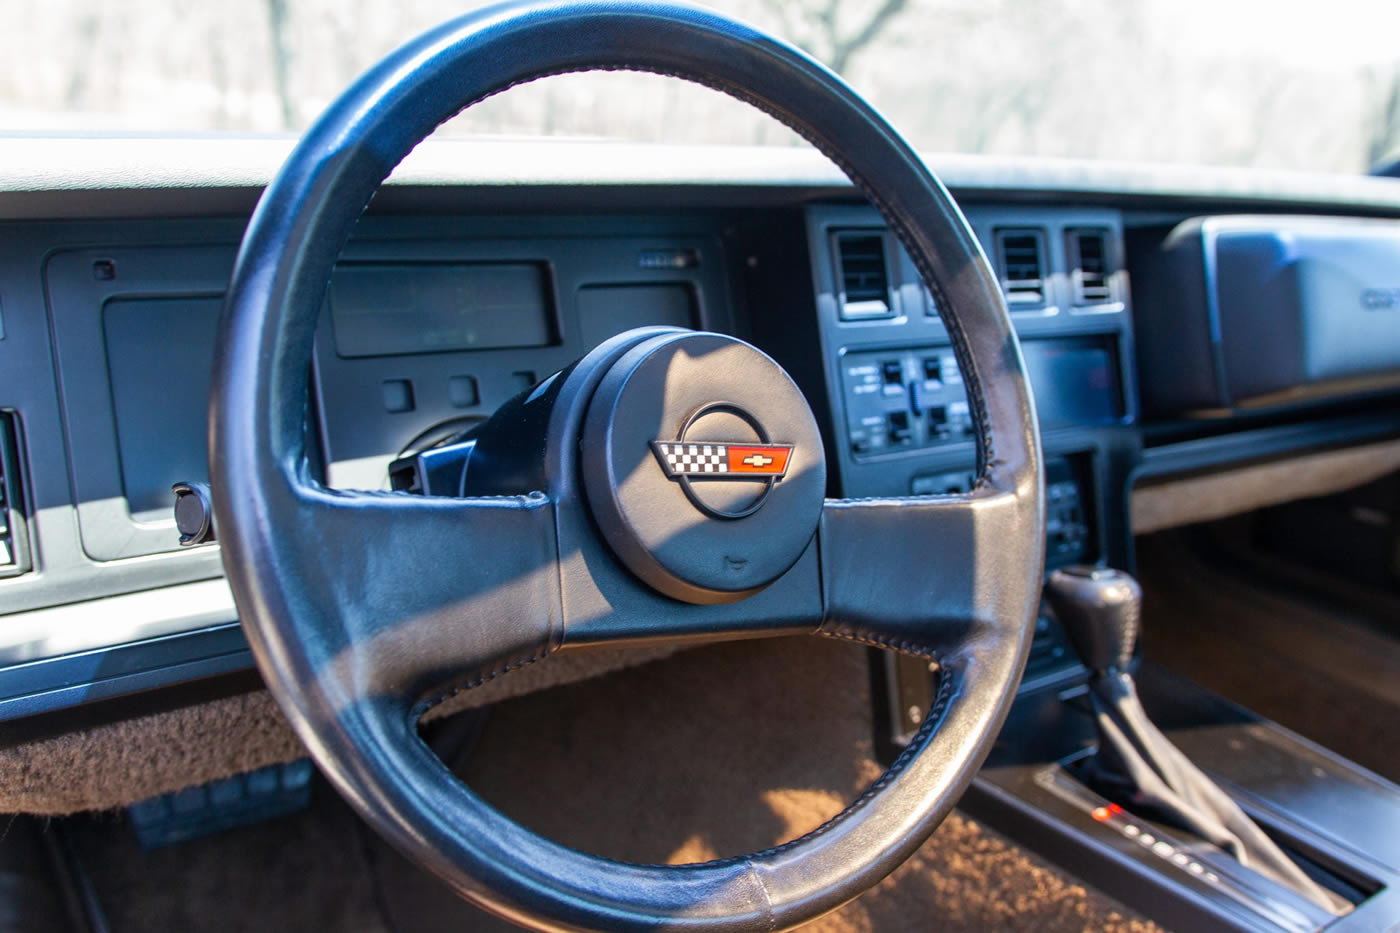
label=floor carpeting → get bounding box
[70,637,1161,932]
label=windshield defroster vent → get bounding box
[834,231,894,319]
[994,229,1047,308]
[1068,228,1114,305]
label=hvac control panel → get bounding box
[841,347,973,458]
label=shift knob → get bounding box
[1044,566,1142,676]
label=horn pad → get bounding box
[580,332,826,605]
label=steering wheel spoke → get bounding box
[254,484,561,715]
[554,524,824,648]
[818,488,1039,663]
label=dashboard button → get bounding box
[886,411,912,445]
[381,379,415,413]
[448,375,479,408]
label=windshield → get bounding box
[3,0,1399,175]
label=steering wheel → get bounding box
[209,2,1045,930]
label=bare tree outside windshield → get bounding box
[2,0,1398,174]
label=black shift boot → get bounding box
[1046,566,1350,916]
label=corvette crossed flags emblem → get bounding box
[650,442,793,479]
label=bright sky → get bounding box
[1148,0,1400,69]
[1,0,1397,173]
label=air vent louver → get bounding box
[0,412,31,577]
[835,232,892,319]
[1069,228,1113,304]
[995,229,1046,307]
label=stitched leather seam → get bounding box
[308,486,547,505]
[827,493,964,505]
[411,648,551,723]
[816,627,938,658]
[411,645,954,875]
[664,659,955,871]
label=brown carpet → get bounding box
[68,637,1161,932]
[384,637,1160,932]
[0,642,684,815]
[1137,532,1400,783]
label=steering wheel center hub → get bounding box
[581,331,826,605]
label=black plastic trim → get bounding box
[0,622,252,729]
[1137,411,1400,481]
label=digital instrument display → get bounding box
[330,262,555,358]
[1022,337,1123,429]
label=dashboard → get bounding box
[3,136,1400,733]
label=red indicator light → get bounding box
[1091,806,1113,822]
[1109,803,1124,815]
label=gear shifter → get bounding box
[1044,566,1140,675]
[1046,566,1349,916]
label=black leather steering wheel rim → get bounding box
[209,2,1046,930]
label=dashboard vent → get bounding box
[834,231,893,319]
[1068,228,1113,304]
[0,412,31,577]
[994,229,1047,308]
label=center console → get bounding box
[761,203,1400,932]
[962,664,1400,932]
[798,204,1137,505]
[757,203,1141,734]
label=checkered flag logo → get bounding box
[650,439,793,480]
[655,443,729,475]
